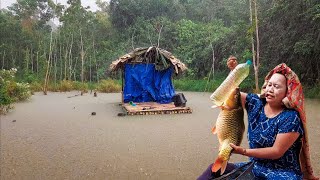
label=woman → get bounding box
[198,63,318,179]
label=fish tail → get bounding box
[211,156,228,175]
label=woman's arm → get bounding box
[240,92,247,109]
[230,132,300,159]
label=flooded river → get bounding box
[1,92,319,179]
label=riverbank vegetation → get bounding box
[1,70,319,114]
[1,0,319,112]
[0,69,31,113]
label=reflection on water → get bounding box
[1,92,319,179]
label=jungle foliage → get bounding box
[0,0,319,96]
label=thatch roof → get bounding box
[109,46,187,74]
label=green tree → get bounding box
[259,0,320,84]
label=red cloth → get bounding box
[262,63,318,180]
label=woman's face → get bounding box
[265,73,287,106]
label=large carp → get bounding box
[211,87,245,175]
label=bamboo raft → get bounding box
[121,102,192,116]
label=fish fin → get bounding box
[211,156,224,172]
[221,105,232,111]
[211,105,218,109]
[212,103,233,111]
[211,156,228,174]
[220,160,228,175]
[211,126,217,134]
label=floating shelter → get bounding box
[109,46,192,115]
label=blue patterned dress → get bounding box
[237,93,304,180]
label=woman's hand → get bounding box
[230,143,247,156]
[227,56,238,70]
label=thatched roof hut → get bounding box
[109,46,187,74]
[109,46,192,115]
[109,46,188,104]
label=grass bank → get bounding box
[173,78,320,99]
[28,78,320,99]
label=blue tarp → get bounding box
[123,64,175,103]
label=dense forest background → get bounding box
[0,0,319,94]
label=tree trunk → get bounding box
[90,38,95,83]
[157,24,163,48]
[54,50,57,87]
[36,51,39,78]
[2,50,5,69]
[11,43,15,67]
[68,34,74,81]
[43,30,53,95]
[80,29,85,83]
[89,55,92,83]
[36,40,41,78]
[53,35,57,87]
[64,46,68,80]
[73,57,78,81]
[92,37,98,83]
[31,48,34,73]
[254,0,260,93]
[96,61,99,84]
[25,48,29,74]
[60,43,62,81]
[249,0,259,93]
[211,43,215,77]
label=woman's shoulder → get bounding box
[276,109,301,123]
[281,108,300,118]
[277,109,304,134]
[245,93,264,113]
[246,93,261,102]
[245,93,265,106]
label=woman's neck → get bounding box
[264,103,284,118]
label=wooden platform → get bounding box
[121,102,192,115]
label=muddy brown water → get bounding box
[1,92,319,179]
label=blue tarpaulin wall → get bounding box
[123,64,175,103]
